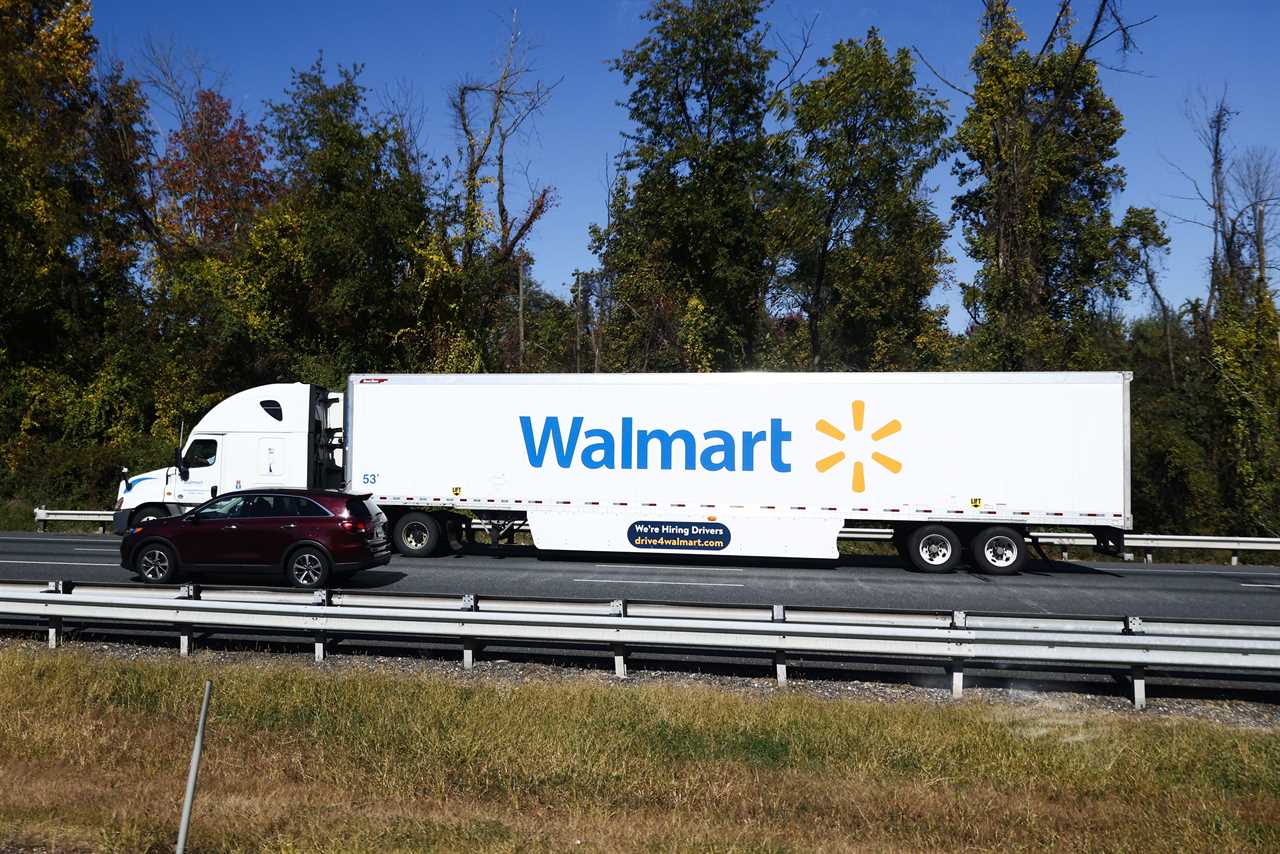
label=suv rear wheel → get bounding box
[286,546,331,589]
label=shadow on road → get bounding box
[431,541,1149,580]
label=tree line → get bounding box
[1,0,1277,537]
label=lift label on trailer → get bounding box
[627,520,731,551]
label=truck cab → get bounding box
[113,383,343,533]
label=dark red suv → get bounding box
[119,490,391,589]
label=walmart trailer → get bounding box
[343,372,1130,572]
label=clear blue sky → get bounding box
[94,0,1280,330]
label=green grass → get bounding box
[0,645,1276,852]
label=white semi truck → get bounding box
[114,372,1131,573]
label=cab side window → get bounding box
[183,439,218,469]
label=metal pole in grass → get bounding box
[176,680,213,854]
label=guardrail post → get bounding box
[949,662,964,700]
[178,584,198,656]
[1144,549,1153,565]
[1231,551,1239,567]
[1060,546,1069,562]
[613,644,627,679]
[1131,666,1146,710]
[312,590,329,662]
[771,606,788,685]
[36,507,47,534]
[948,611,966,699]
[45,580,65,648]
[459,595,479,669]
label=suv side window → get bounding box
[286,496,330,517]
[195,495,245,519]
[235,495,281,518]
[183,439,218,469]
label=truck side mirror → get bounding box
[173,448,190,481]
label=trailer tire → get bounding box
[906,525,962,573]
[969,526,1026,575]
[394,512,442,557]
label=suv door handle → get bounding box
[222,524,238,530]
[280,523,297,529]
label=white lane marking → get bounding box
[0,535,116,544]
[74,548,119,552]
[0,559,117,567]
[1240,583,1280,588]
[574,577,744,588]
[594,563,742,573]
[1098,566,1280,578]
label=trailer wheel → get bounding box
[394,512,442,557]
[906,525,962,573]
[970,526,1026,575]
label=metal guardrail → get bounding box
[3,580,1278,710]
[33,507,113,534]
[1026,531,1280,565]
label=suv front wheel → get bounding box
[135,543,178,584]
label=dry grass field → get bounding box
[0,645,1276,852]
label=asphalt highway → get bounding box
[1,531,1278,622]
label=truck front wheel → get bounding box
[970,526,1026,575]
[906,525,962,573]
[393,512,442,557]
[131,504,169,526]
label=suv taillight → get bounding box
[340,519,368,533]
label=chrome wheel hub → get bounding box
[983,536,1018,568]
[918,534,953,566]
[402,522,428,550]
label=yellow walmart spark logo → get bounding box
[815,401,902,493]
